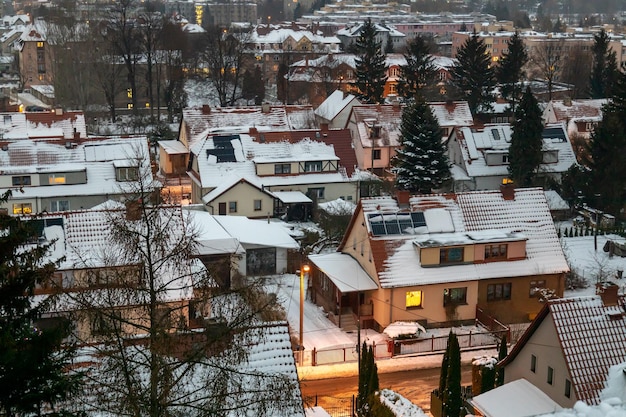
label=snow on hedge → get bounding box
[379,389,428,417]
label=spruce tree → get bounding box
[393,97,450,193]
[508,86,544,186]
[480,364,496,393]
[450,30,496,114]
[0,191,82,416]
[357,342,379,416]
[439,332,452,394]
[442,332,463,417]
[397,36,437,101]
[496,31,528,113]
[589,29,619,99]
[353,18,388,104]
[496,334,507,386]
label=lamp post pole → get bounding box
[300,264,310,365]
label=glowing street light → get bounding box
[299,264,310,364]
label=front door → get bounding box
[218,202,226,215]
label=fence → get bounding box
[303,395,354,417]
[294,340,392,367]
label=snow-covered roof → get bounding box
[273,191,313,204]
[186,210,244,255]
[314,90,359,122]
[159,140,188,154]
[544,190,570,211]
[470,378,562,417]
[545,99,607,123]
[308,252,378,293]
[0,137,154,202]
[213,215,300,249]
[0,110,87,140]
[355,188,568,288]
[429,101,473,129]
[382,321,426,338]
[350,104,403,148]
[452,123,577,179]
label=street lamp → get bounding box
[299,264,310,365]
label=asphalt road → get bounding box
[300,365,472,415]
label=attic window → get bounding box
[491,128,501,140]
[368,212,426,236]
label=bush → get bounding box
[367,394,395,417]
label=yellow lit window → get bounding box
[48,174,66,184]
[127,89,133,98]
[38,74,44,81]
[406,290,423,308]
[127,103,133,109]
[36,41,44,48]
[13,203,32,214]
[145,102,150,108]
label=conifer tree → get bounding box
[353,18,388,104]
[480,365,496,393]
[496,334,507,386]
[357,342,379,416]
[439,332,451,394]
[450,30,496,114]
[496,31,528,113]
[589,29,619,99]
[397,36,437,101]
[508,86,544,186]
[442,332,463,417]
[0,191,82,416]
[393,97,450,193]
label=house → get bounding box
[187,133,358,219]
[0,136,156,215]
[308,186,568,331]
[542,98,607,162]
[314,90,360,129]
[346,103,403,177]
[447,123,577,191]
[17,21,53,88]
[499,292,626,408]
[336,21,406,53]
[428,101,474,140]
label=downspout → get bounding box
[389,288,393,324]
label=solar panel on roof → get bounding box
[371,222,386,236]
[542,127,567,142]
[368,211,426,236]
[410,212,426,227]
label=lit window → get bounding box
[229,201,237,213]
[48,174,66,184]
[406,290,423,308]
[12,203,32,215]
[36,41,44,48]
[443,287,467,306]
[145,102,150,108]
[127,89,133,98]
[127,103,133,109]
[254,199,262,211]
[487,283,512,301]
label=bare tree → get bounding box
[65,150,301,417]
[528,39,564,101]
[560,43,591,99]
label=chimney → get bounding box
[563,97,572,106]
[73,127,80,141]
[54,107,63,116]
[320,123,329,131]
[261,102,271,113]
[597,283,619,306]
[202,104,211,114]
[249,126,258,135]
[500,178,515,200]
[396,190,410,207]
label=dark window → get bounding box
[274,164,291,174]
[443,287,467,306]
[440,247,464,264]
[565,379,571,398]
[530,280,546,297]
[547,366,554,385]
[304,161,322,172]
[372,149,381,160]
[229,201,237,213]
[531,354,536,372]
[12,175,31,186]
[307,187,325,200]
[116,167,138,182]
[487,283,512,301]
[246,247,276,275]
[484,244,507,260]
[253,199,262,211]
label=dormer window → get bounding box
[304,161,322,172]
[440,247,463,264]
[116,167,138,182]
[484,244,507,260]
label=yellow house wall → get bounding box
[372,281,479,328]
[341,209,380,283]
[473,240,527,261]
[419,245,475,266]
[256,162,297,176]
[208,182,274,217]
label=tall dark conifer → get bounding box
[442,332,462,417]
[589,29,619,99]
[508,87,544,186]
[0,191,82,416]
[450,30,496,114]
[353,18,388,104]
[397,36,437,101]
[357,342,379,416]
[393,98,450,193]
[496,31,528,113]
[496,334,508,386]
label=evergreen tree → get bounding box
[508,87,544,186]
[480,364,496,393]
[393,98,450,193]
[357,342,379,416]
[450,30,496,114]
[589,29,619,99]
[397,36,437,101]
[496,31,528,113]
[353,18,388,104]
[0,191,82,416]
[439,332,451,393]
[442,332,463,417]
[496,334,507,386]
